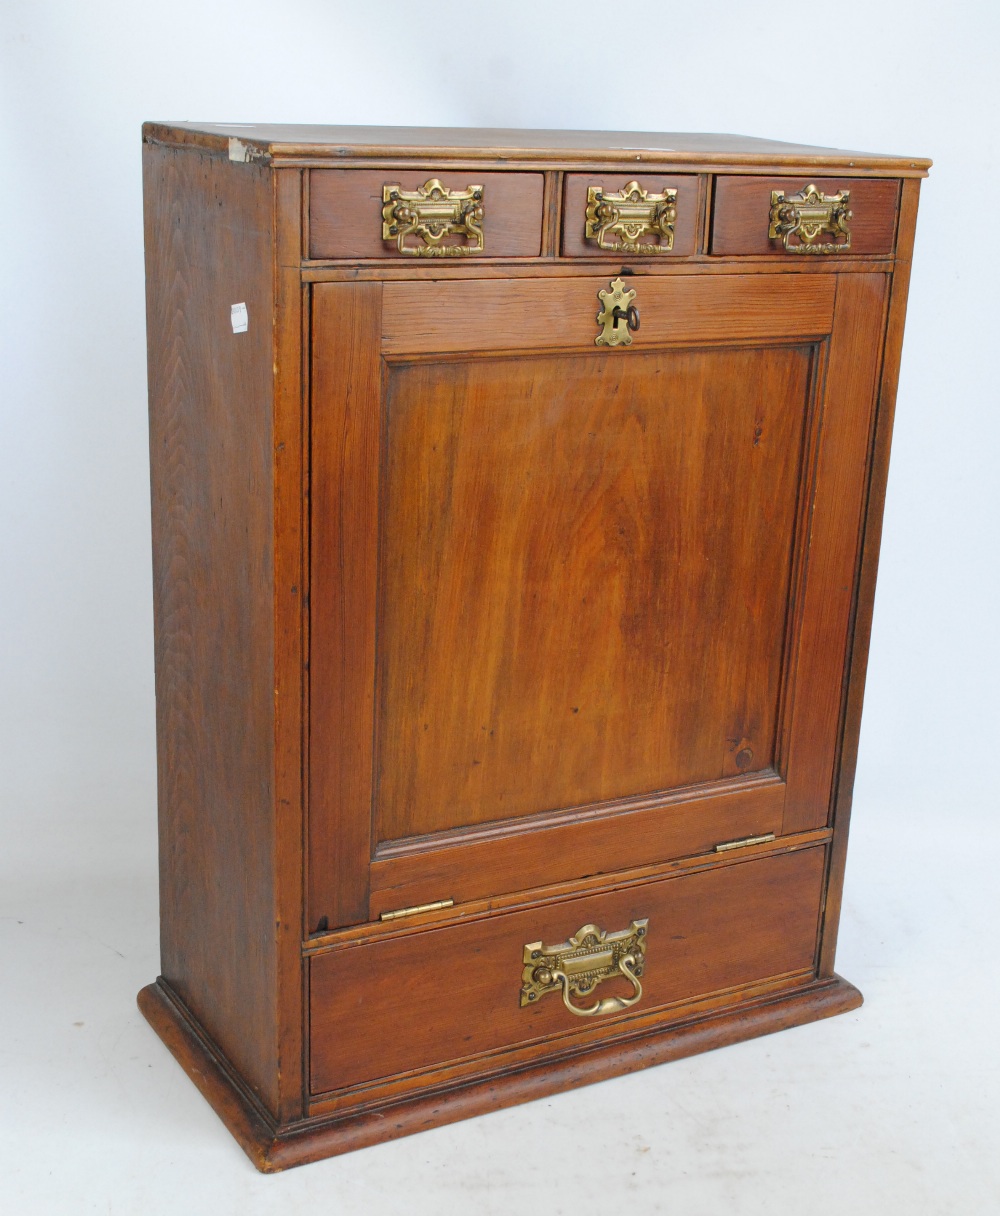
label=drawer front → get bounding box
[712,176,900,256]
[309,846,825,1096]
[308,169,544,260]
[561,174,700,257]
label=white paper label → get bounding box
[230,302,249,333]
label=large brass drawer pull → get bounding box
[768,184,852,254]
[382,179,485,256]
[585,181,677,254]
[520,919,648,1017]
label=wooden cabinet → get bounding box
[139,123,929,1171]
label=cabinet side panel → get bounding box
[143,143,278,1111]
[819,179,923,975]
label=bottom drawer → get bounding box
[309,845,826,1097]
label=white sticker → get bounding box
[231,302,249,333]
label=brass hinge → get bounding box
[379,898,454,922]
[714,833,777,853]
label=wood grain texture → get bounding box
[311,846,826,1094]
[541,170,563,257]
[308,826,830,950]
[303,972,861,1133]
[375,344,812,839]
[307,967,818,1117]
[143,144,278,1111]
[271,166,308,1120]
[711,176,901,256]
[369,778,786,917]
[818,179,924,975]
[782,273,889,832]
[138,981,279,1170]
[561,174,701,256]
[382,273,836,355]
[308,283,382,930]
[139,971,862,1173]
[306,259,898,286]
[144,122,931,174]
[308,169,544,259]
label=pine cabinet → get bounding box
[139,123,928,1170]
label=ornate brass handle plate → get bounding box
[768,184,852,254]
[382,179,485,256]
[585,181,677,254]
[521,919,648,1018]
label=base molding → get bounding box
[138,974,863,1173]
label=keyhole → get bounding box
[611,304,640,332]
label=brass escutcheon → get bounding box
[520,919,648,1017]
[596,277,639,347]
[382,179,485,256]
[585,181,677,254]
[768,184,852,254]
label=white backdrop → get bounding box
[2,1,998,1211]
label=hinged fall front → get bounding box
[139,122,928,1171]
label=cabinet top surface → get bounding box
[144,122,930,173]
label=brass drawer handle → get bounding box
[521,919,648,1017]
[585,181,677,254]
[557,952,644,1017]
[382,178,485,256]
[768,184,852,254]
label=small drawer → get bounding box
[561,174,700,257]
[712,176,900,257]
[309,845,825,1096]
[308,169,544,260]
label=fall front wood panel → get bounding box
[140,124,927,1171]
[307,272,885,928]
[376,346,809,832]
